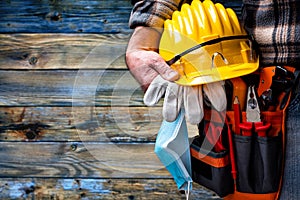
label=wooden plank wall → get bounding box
[0,0,241,199]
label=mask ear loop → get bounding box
[185,181,191,200]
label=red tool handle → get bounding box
[239,122,253,136]
[226,121,237,182]
[255,122,271,137]
[233,96,242,135]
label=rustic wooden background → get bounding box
[0,0,241,199]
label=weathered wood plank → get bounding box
[0,107,164,142]
[0,1,242,199]
[0,0,242,34]
[0,178,221,200]
[0,69,149,107]
[0,0,132,33]
[0,141,168,178]
[0,34,129,70]
[0,106,199,142]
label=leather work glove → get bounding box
[144,75,227,125]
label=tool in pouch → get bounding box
[258,66,298,111]
[238,86,271,137]
[191,71,293,199]
[223,66,297,200]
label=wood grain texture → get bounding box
[0,141,166,178]
[0,0,133,33]
[0,0,241,34]
[0,0,243,198]
[0,34,129,70]
[0,106,163,142]
[0,178,221,200]
[0,69,148,106]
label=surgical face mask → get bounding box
[154,109,192,198]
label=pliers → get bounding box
[239,86,271,137]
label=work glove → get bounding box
[144,75,227,125]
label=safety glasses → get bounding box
[161,35,259,86]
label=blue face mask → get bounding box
[154,109,192,197]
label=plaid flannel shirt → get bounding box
[242,0,300,66]
[129,0,300,67]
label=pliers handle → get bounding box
[239,121,271,137]
[239,122,252,136]
[255,122,271,137]
[246,86,261,122]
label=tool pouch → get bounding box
[191,110,285,199]
[228,111,283,194]
[190,137,234,197]
[191,66,297,200]
[190,110,234,197]
[223,66,298,200]
[223,110,285,200]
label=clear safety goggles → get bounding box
[164,35,259,86]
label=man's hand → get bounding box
[126,26,227,124]
[126,26,179,91]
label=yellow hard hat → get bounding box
[159,0,259,86]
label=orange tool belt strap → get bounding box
[190,146,230,168]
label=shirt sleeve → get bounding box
[242,0,300,67]
[129,0,182,29]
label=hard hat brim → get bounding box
[174,62,259,86]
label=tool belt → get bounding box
[190,66,298,199]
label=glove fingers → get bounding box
[203,81,227,111]
[163,82,182,122]
[184,86,204,125]
[143,76,168,106]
